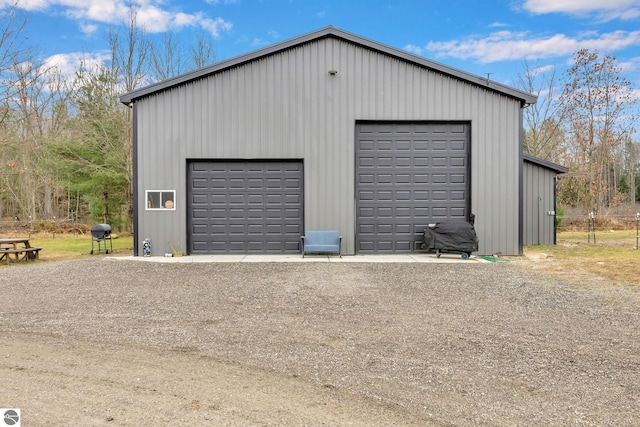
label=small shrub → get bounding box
[556,204,566,228]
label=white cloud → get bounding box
[532,64,556,74]
[135,4,174,32]
[250,38,268,47]
[200,17,232,37]
[267,29,279,39]
[403,44,424,55]
[618,56,640,72]
[42,51,110,79]
[522,0,640,20]
[79,22,98,36]
[425,30,640,63]
[3,0,232,38]
[0,0,49,11]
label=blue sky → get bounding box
[6,0,640,91]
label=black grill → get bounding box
[90,223,113,254]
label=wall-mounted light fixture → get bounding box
[328,70,338,75]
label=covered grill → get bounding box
[90,223,113,254]
[421,216,478,259]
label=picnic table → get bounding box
[0,238,42,265]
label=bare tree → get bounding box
[517,61,566,162]
[150,32,184,81]
[0,6,27,107]
[190,31,216,70]
[109,6,151,93]
[559,49,638,210]
[149,30,217,82]
[0,5,29,219]
[2,56,72,221]
[106,6,153,228]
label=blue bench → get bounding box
[301,230,342,258]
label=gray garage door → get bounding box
[188,160,304,254]
[356,122,470,253]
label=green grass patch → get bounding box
[26,233,134,261]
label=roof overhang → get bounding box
[523,153,569,174]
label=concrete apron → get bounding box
[113,254,488,263]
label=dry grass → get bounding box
[524,230,640,290]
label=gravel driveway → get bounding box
[1,257,639,426]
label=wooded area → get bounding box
[0,6,638,232]
[0,7,215,231]
[519,51,639,215]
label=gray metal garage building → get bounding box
[120,26,543,257]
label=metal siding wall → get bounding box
[523,161,556,245]
[135,38,522,255]
[541,167,555,245]
[523,162,536,245]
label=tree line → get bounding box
[519,50,639,214]
[0,6,638,232]
[0,7,215,231]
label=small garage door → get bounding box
[356,122,470,253]
[188,160,304,254]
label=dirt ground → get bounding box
[1,257,639,426]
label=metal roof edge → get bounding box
[119,26,537,105]
[523,153,569,174]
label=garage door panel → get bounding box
[451,190,466,201]
[359,190,375,201]
[285,224,302,234]
[414,207,430,217]
[395,207,411,217]
[414,174,430,184]
[356,122,470,253]
[395,241,412,251]
[247,194,264,204]
[188,160,304,254]
[192,194,208,205]
[210,178,227,188]
[413,190,430,201]
[284,241,300,251]
[285,208,301,219]
[193,242,209,251]
[450,140,466,151]
[451,157,466,167]
[450,207,467,217]
[210,224,226,234]
[229,194,245,204]
[192,208,208,219]
[285,178,301,189]
[211,194,226,204]
[450,175,466,184]
[192,178,208,189]
[192,224,208,235]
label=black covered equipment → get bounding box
[422,220,478,259]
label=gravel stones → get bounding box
[1,258,639,426]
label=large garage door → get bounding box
[356,122,470,253]
[188,160,304,254]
